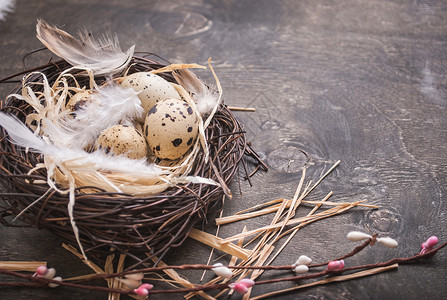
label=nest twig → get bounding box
[0,55,266,267]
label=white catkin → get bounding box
[48,276,62,288]
[43,268,56,279]
[347,231,373,242]
[294,265,309,274]
[124,273,145,281]
[377,237,398,249]
[212,263,233,279]
[117,278,142,289]
[294,255,312,266]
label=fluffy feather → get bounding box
[173,69,219,116]
[36,19,135,77]
[0,0,15,22]
[0,113,161,177]
[44,83,143,149]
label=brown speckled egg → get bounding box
[66,90,95,117]
[144,98,199,160]
[120,72,180,122]
[96,125,148,159]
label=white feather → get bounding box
[36,19,135,77]
[0,113,49,152]
[0,0,15,22]
[173,69,219,116]
[43,83,143,149]
[0,113,161,177]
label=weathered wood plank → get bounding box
[0,0,446,299]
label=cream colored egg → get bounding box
[96,125,148,160]
[66,90,95,118]
[144,98,199,160]
[120,72,180,122]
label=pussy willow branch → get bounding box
[0,269,134,295]
[0,240,445,296]
[78,234,378,282]
[251,241,447,287]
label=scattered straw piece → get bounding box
[220,201,369,244]
[189,226,248,300]
[279,168,306,233]
[0,261,46,272]
[231,226,247,266]
[148,256,216,300]
[216,203,284,225]
[62,244,126,299]
[150,63,206,74]
[62,244,105,275]
[200,196,226,282]
[188,228,252,261]
[227,106,256,112]
[241,244,275,300]
[216,198,378,225]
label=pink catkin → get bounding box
[239,278,255,287]
[425,236,439,249]
[230,283,249,294]
[35,266,48,276]
[327,260,345,271]
[133,284,153,296]
[421,236,439,254]
[139,283,154,290]
[133,287,149,296]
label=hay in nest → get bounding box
[0,55,265,267]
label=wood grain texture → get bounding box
[1,0,446,299]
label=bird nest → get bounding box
[0,55,264,267]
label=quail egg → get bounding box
[144,98,199,160]
[66,90,95,118]
[120,72,180,122]
[96,125,148,159]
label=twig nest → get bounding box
[0,55,260,263]
[120,72,180,122]
[96,125,148,159]
[144,98,199,160]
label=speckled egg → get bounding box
[144,98,199,160]
[120,72,180,122]
[66,90,95,117]
[96,125,148,160]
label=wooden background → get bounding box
[0,0,446,299]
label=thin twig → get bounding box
[0,241,444,296]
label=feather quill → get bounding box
[43,83,143,149]
[173,69,219,116]
[36,19,135,77]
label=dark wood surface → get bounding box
[1,1,446,299]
